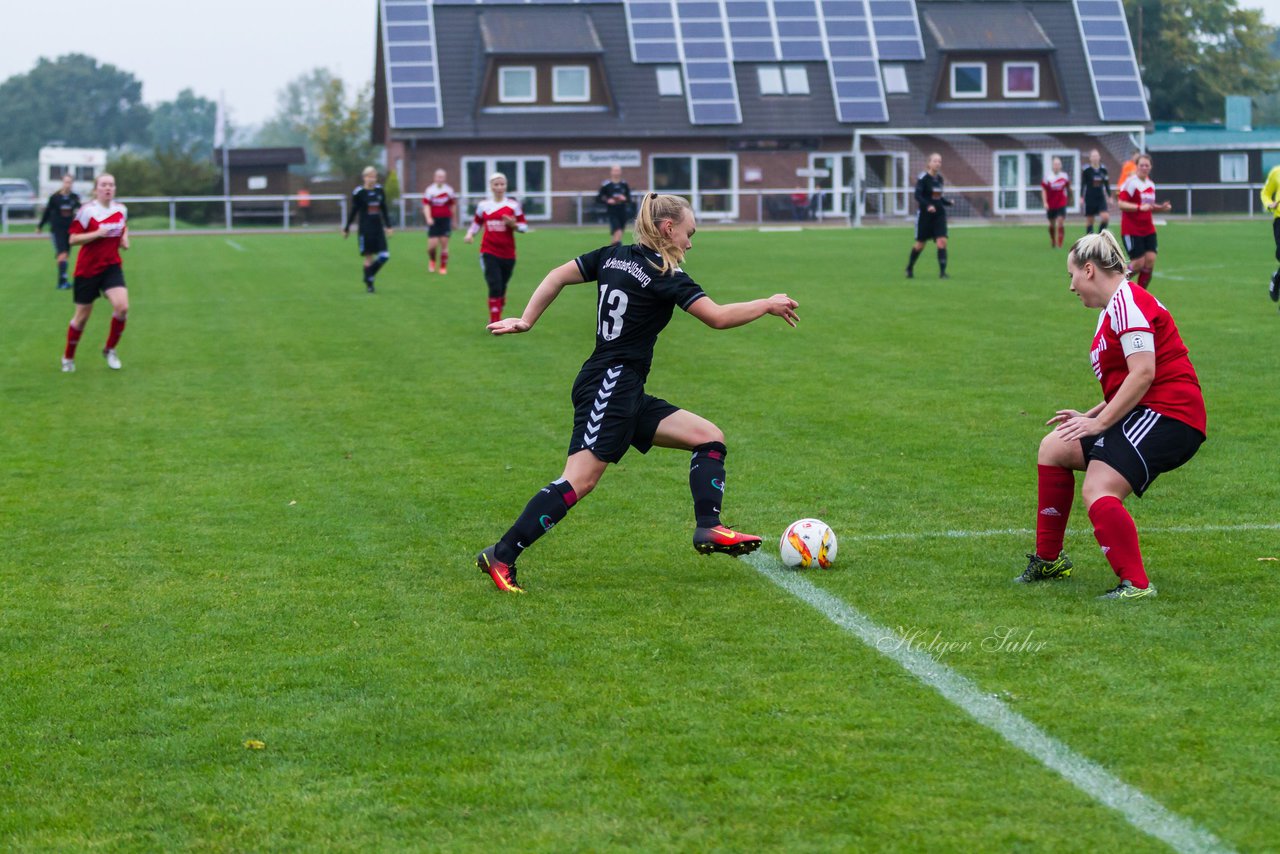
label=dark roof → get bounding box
[479,8,602,54]
[215,147,307,167]
[922,6,1053,51]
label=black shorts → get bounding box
[358,230,388,256]
[915,211,947,242]
[481,253,516,297]
[1080,406,1204,497]
[1046,206,1067,220]
[73,264,126,305]
[1084,195,1109,216]
[1123,232,1158,258]
[607,207,629,232]
[428,217,452,238]
[568,364,681,463]
[49,229,71,254]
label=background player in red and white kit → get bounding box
[62,173,130,372]
[1016,232,1206,600]
[474,193,799,593]
[1041,156,1070,249]
[465,172,527,323]
[422,168,457,275]
[1117,154,1172,289]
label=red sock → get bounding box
[1087,495,1149,588]
[1035,465,1075,560]
[440,251,448,268]
[1056,222,1065,247]
[64,323,83,359]
[488,298,502,323]
[1048,225,1056,247]
[106,315,126,349]
[1137,269,1152,289]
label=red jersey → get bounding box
[1091,282,1206,435]
[422,183,457,219]
[470,198,527,259]
[69,201,127,277]
[1118,176,1156,236]
[1041,171,1070,209]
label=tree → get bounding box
[0,54,151,165]
[150,89,219,158]
[1125,0,1280,122]
[254,68,337,175]
[314,78,380,181]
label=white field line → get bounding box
[224,239,246,252]
[842,522,1280,543]
[744,551,1235,854]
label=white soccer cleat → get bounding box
[61,357,75,373]
[103,348,122,370]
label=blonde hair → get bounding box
[362,166,378,178]
[632,193,693,275]
[1069,230,1129,276]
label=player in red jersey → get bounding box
[62,173,130,372]
[1117,154,1171,289]
[422,168,457,275]
[474,193,799,592]
[464,172,527,323]
[1041,156,1070,249]
[1016,231,1206,600]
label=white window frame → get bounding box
[499,66,537,104]
[553,65,590,103]
[648,153,739,220]
[783,66,809,95]
[1002,61,1040,99]
[950,62,987,99]
[993,149,1080,213]
[656,66,683,97]
[1219,152,1248,183]
[882,64,909,94]
[757,67,784,95]
[461,155,552,221]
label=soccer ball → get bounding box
[779,518,837,569]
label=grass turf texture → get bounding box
[2,223,1277,850]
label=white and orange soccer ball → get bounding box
[779,518,837,569]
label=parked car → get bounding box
[0,178,39,217]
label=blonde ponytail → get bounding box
[632,193,693,275]
[1069,230,1129,276]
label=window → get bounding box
[759,66,809,96]
[75,166,95,181]
[882,64,909,94]
[1003,62,1039,98]
[462,156,552,219]
[994,149,1080,213]
[656,66,683,97]
[783,66,809,95]
[1220,153,1248,183]
[48,165,67,181]
[553,66,590,103]
[758,67,784,95]
[950,62,986,99]
[651,154,738,219]
[499,67,536,104]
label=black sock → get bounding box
[690,442,727,528]
[497,479,579,563]
[57,260,67,282]
[1086,225,1094,234]
[938,248,948,275]
[907,248,921,271]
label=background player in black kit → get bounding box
[474,193,800,593]
[1080,149,1112,235]
[596,164,633,245]
[905,153,950,279]
[343,165,393,293]
[37,173,81,289]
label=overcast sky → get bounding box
[1,0,1279,129]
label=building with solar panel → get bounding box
[373,0,1149,225]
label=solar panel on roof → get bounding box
[1071,0,1149,122]
[819,0,889,121]
[675,0,744,124]
[867,0,923,60]
[382,0,444,129]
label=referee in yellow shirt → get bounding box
[1263,163,1280,304]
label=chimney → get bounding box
[1225,96,1252,132]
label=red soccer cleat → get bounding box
[693,524,763,557]
[476,545,525,593]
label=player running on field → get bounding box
[475,193,800,593]
[1261,162,1280,306]
[1017,231,1206,600]
[343,166,393,293]
[1080,149,1111,235]
[422,168,457,275]
[1041,156,1070,249]
[905,153,951,279]
[62,173,129,372]
[37,173,81,289]
[465,172,527,323]
[1117,154,1171,290]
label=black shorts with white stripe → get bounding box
[567,364,680,463]
[1080,406,1204,497]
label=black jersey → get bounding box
[574,243,706,380]
[346,185,391,233]
[914,171,949,213]
[596,180,632,207]
[1081,165,1111,200]
[39,191,81,232]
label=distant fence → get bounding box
[1,183,1273,236]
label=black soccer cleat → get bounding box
[1014,553,1073,583]
[904,267,914,279]
[1269,270,1279,303]
[693,524,763,557]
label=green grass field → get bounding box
[2,221,1277,851]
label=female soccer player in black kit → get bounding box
[596,164,633,245]
[905,153,950,279]
[1080,149,1112,235]
[475,193,800,593]
[37,173,81,289]
[343,166,393,293]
